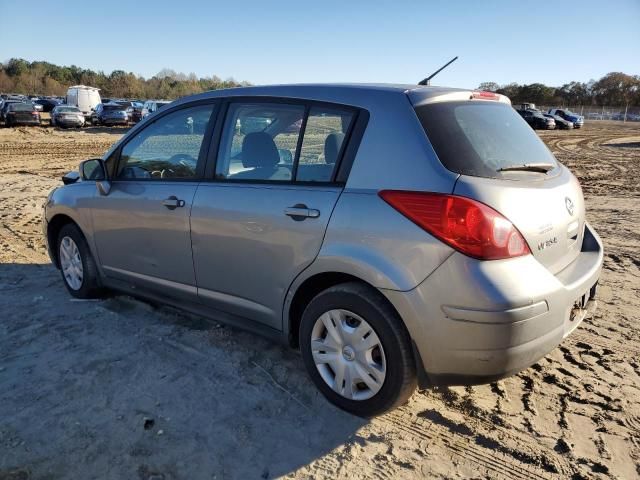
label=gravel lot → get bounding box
[0,121,639,479]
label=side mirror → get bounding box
[80,158,111,196]
[80,158,106,181]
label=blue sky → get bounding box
[1,0,638,88]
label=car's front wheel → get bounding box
[57,223,103,298]
[299,282,416,417]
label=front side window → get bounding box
[116,104,215,180]
[216,103,304,181]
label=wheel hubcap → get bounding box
[342,345,355,361]
[311,309,386,401]
[59,236,83,290]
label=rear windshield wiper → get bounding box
[497,162,555,173]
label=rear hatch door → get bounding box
[454,170,585,274]
[412,95,585,273]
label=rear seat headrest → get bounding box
[324,132,345,165]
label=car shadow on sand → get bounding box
[0,263,366,479]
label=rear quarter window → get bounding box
[415,101,558,179]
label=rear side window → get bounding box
[415,102,557,178]
[216,103,305,181]
[215,102,354,183]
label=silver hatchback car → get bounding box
[43,84,603,416]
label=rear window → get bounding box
[10,103,34,111]
[104,104,125,111]
[58,107,80,113]
[415,101,558,178]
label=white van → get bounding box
[66,85,101,119]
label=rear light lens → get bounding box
[471,91,499,101]
[379,191,530,260]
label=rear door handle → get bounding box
[284,204,320,220]
[162,196,185,210]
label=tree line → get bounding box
[478,72,640,109]
[1,58,638,108]
[0,58,249,99]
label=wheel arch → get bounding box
[285,271,405,350]
[47,213,81,269]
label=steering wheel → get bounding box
[169,153,197,167]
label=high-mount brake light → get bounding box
[471,91,500,101]
[379,191,530,260]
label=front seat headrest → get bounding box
[324,132,345,165]
[242,132,280,168]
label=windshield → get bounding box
[415,101,558,178]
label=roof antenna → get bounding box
[418,56,458,86]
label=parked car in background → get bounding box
[545,113,573,130]
[548,108,584,128]
[35,98,63,112]
[114,101,137,122]
[517,109,555,129]
[66,85,101,120]
[141,100,171,118]
[92,103,129,125]
[32,101,44,112]
[51,105,85,128]
[44,84,603,416]
[3,102,41,127]
[0,100,23,123]
[130,102,145,123]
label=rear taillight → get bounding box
[379,191,530,260]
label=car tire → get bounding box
[57,223,103,299]
[299,282,417,417]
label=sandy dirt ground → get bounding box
[0,121,639,479]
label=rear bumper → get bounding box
[56,118,84,126]
[8,119,41,126]
[382,222,603,387]
[101,118,128,125]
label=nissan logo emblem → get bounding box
[565,197,574,216]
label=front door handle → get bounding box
[162,196,185,210]
[284,204,320,220]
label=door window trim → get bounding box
[202,96,369,187]
[111,99,220,183]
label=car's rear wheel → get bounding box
[57,223,103,299]
[299,282,416,417]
